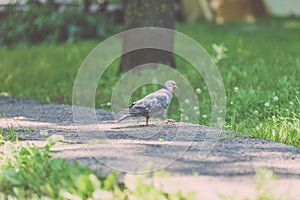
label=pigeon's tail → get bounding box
[116,114,132,123]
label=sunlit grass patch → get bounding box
[250,113,299,148]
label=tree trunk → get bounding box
[119,0,176,73]
[83,0,91,13]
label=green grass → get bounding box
[0,41,98,103]
[0,17,299,148]
[0,126,19,142]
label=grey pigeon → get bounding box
[117,80,177,126]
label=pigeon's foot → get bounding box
[165,118,177,125]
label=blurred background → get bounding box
[1,0,300,46]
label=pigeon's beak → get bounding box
[174,85,177,89]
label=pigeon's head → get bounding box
[163,80,177,93]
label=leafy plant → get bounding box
[0,136,192,199]
[0,126,19,142]
[0,2,121,47]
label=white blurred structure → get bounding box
[264,0,300,16]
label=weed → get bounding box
[0,126,19,142]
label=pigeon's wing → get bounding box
[129,89,172,117]
[148,91,172,117]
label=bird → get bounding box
[117,80,177,126]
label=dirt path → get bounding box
[1,96,300,199]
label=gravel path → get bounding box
[1,96,300,199]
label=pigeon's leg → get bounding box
[145,117,150,126]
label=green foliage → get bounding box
[0,137,192,199]
[0,126,19,142]
[124,173,196,200]
[219,169,292,200]
[0,135,96,199]
[255,169,290,200]
[0,2,121,47]
[0,124,32,143]
[235,112,300,148]
[0,137,292,199]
